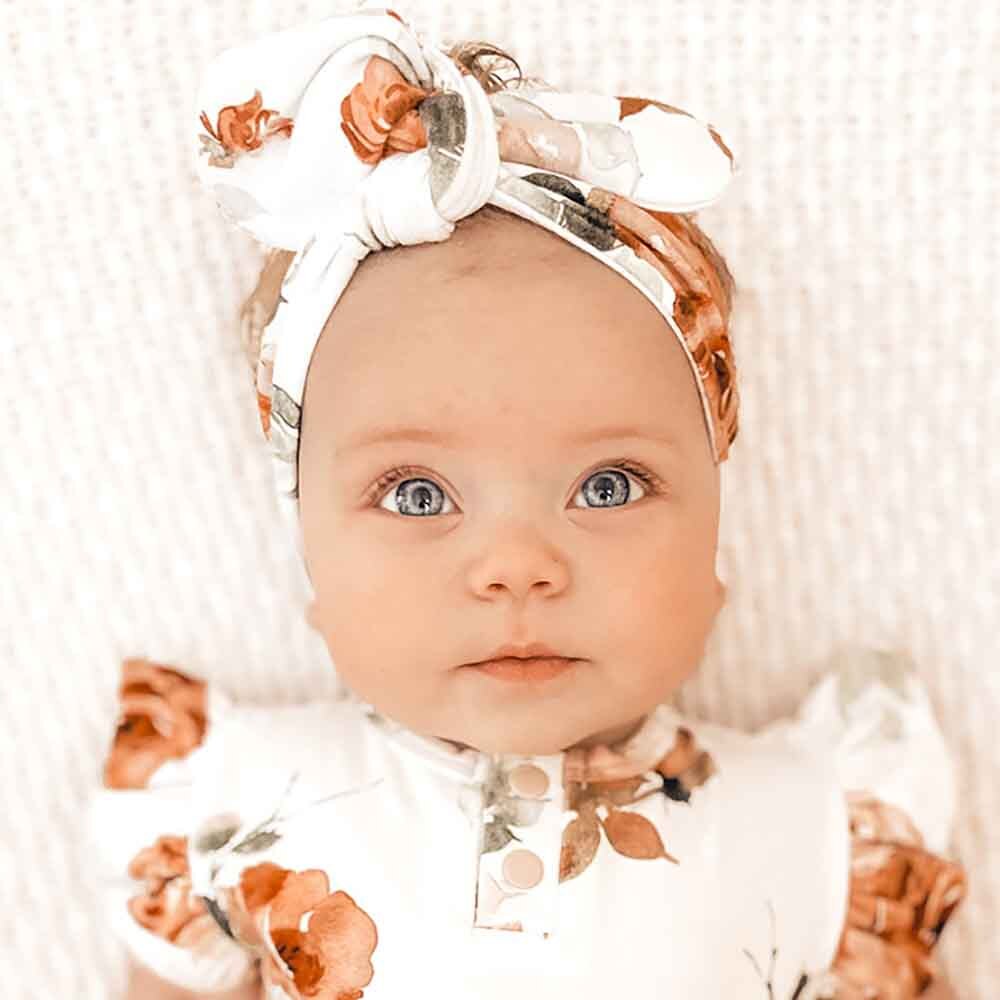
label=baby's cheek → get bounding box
[313,545,442,703]
[605,534,719,677]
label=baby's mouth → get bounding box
[461,656,580,683]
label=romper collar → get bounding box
[346,689,685,786]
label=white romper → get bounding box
[88,649,967,999]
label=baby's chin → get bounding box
[348,666,657,755]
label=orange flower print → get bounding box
[199,90,294,169]
[559,726,717,882]
[340,55,433,165]
[826,793,968,999]
[126,835,221,947]
[220,862,378,1000]
[103,658,208,790]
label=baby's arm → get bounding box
[90,659,261,998]
[126,956,260,1000]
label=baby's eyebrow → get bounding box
[336,423,680,455]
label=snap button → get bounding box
[502,848,545,889]
[507,763,550,798]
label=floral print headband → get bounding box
[195,3,741,556]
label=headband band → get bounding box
[194,4,741,559]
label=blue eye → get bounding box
[369,461,663,518]
[375,474,455,517]
[573,468,650,509]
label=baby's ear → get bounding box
[306,600,322,633]
[714,575,728,612]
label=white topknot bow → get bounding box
[195,10,497,252]
[194,7,735,252]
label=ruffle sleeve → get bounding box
[763,647,969,999]
[87,657,261,994]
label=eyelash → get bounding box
[363,458,668,510]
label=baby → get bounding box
[88,7,967,1000]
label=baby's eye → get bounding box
[374,471,456,517]
[572,467,650,509]
[371,463,657,517]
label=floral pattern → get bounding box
[560,725,717,881]
[329,51,739,461]
[103,663,966,997]
[199,90,294,169]
[340,55,435,165]
[217,862,378,1000]
[103,657,208,789]
[126,834,224,947]
[586,190,740,460]
[122,777,381,997]
[823,793,968,999]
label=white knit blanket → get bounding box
[3,1,996,996]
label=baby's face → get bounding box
[299,207,726,755]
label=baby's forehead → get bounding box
[332,209,665,347]
[351,204,580,287]
[303,209,713,465]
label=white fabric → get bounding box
[758,650,960,856]
[88,676,860,998]
[4,1,996,998]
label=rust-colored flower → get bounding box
[827,793,968,998]
[199,90,294,168]
[340,54,433,165]
[103,658,208,790]
[221,862,378,1000]
[126,834,220,947]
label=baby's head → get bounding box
[298,202,733,755]
[208,23,740,755]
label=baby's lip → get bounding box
[462,641,577,665]
[465,657,579,683]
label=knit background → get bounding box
[2,0,996,995]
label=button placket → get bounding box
[472,754,565,936]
